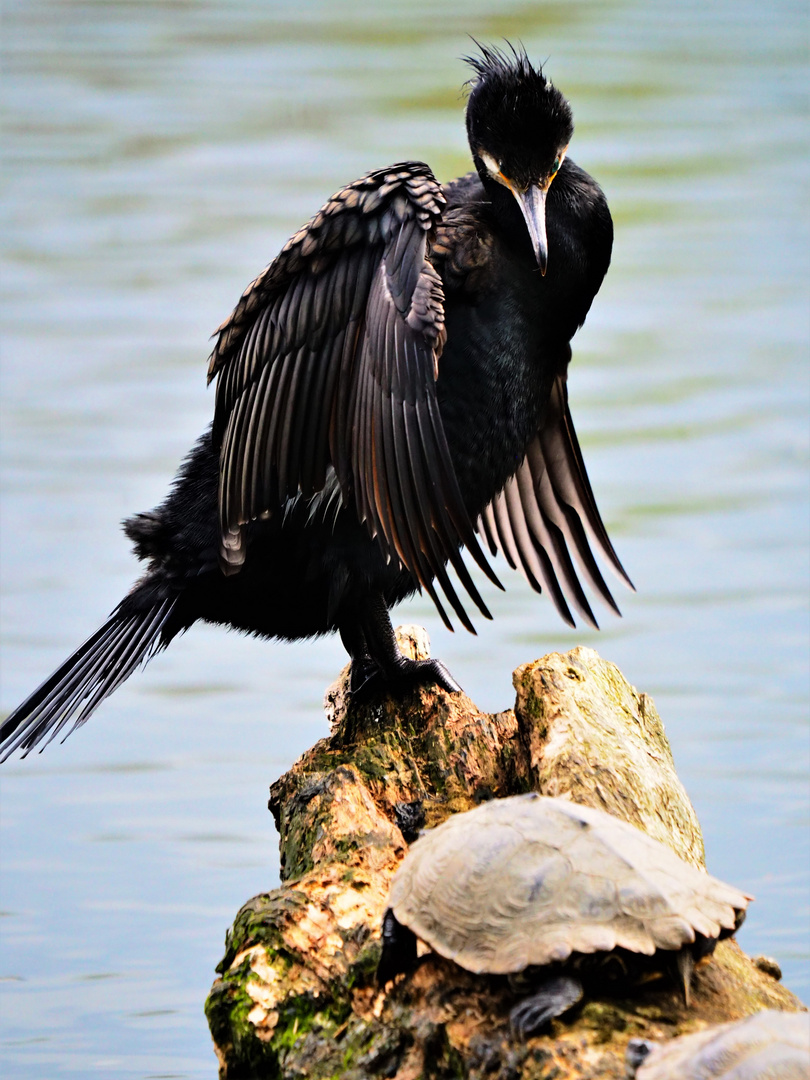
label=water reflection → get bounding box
[1,0,807,1075]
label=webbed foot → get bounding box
[350,655,462,701]
[348,656,383,698]
[343,596,463,699]
[387,655,462,695]
[509,975,584,1040]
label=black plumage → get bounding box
[0,44,632,761]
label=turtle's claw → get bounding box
[509,975,583,1039]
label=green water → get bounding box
[1,0,807,1075]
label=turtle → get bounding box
[625,1008,810,1079]
[377,793,750,1038]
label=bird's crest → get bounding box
[463,41,574,185]
[462,40,540,89]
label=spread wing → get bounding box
[207,162,500,632]
[479,371,634,628]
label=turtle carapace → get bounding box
[626,1010,810,1079]
[378,794,750,1039]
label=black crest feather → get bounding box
[463,41,574,184]
[462,40,538,87]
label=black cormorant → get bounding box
[0,44,633,761]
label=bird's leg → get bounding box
[377,908,418,986]
[358,593,462,695]
[508,975,584,1039]
[338,624,381,697]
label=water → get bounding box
[1,0,807,1075]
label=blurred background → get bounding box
[1,0,807,1075]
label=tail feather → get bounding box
[70,602,174,732]
[20,618,130,752]
[1,596,176,762]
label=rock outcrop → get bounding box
[206,629,804,1079]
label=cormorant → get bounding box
[0,44,633,761]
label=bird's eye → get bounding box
[551,157,561,176]
[479,149,502,178]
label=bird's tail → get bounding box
[0,591,177,762]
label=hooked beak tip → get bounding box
[514,183,549,275]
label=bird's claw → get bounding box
[348,657,383,698]
[348,656,463,701]
[393,657,463,695]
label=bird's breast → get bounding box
[436,279,558,517]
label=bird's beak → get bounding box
[514,184,549,275]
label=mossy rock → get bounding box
[207,633,805,1078]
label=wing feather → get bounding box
[352,244,500,614]
[514,459,599,627]
[209,162,502,626]
[539,375,633,589]
[478,372,633,625]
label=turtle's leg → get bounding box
[377,909,418,986]
[509,976,584,1039]
[358,593,462,695]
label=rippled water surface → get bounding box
[1,0,807,1075]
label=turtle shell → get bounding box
[631,1009,810,1079]
[388,793,750,975]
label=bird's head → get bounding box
[464,43,573,274]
